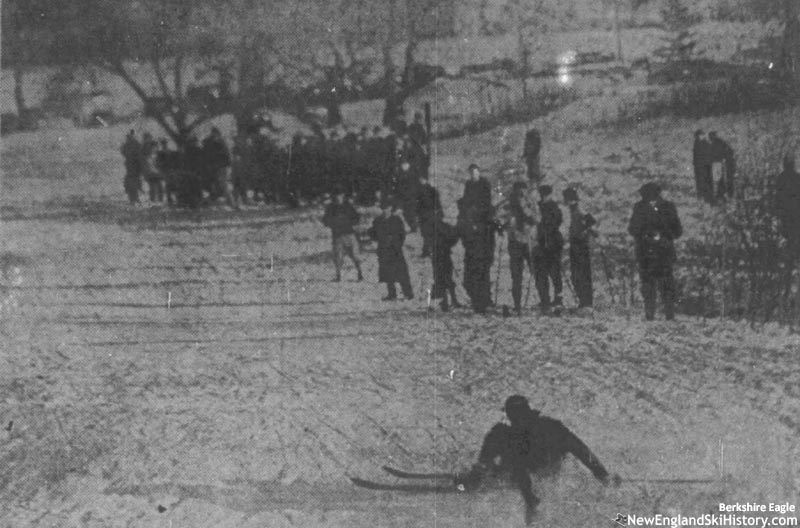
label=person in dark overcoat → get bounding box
[369,200,414,301]
[458,164,496,314]
[627,182,682,321]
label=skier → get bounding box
[455,395,618,525]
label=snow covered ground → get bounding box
[1,107,798,527]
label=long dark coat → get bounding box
[369,214,410,283]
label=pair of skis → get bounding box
[350,465,461,493]
[351,465,716,493]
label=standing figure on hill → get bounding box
[774,155,800,258]
[564,188,597,310]
[458,164,497,314]
[120,130,142,205]
[430,212,461,312]
[501,180,539,315]
[322,190,364,283]
[140,133,163,203]
[628,183,683,321]
[534,185,564,315]
[369,199,414,301]
[708,131,736,202]
[416,174,443,258]
[523,128,542,184]
[454,395,618,526]
[203,127,235,208]
[692,130,713,204]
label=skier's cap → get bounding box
[538,184,553,197]
[503,395,530,412]
[468,163,480,172]
[639,182,661,199]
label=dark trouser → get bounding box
[640,269,676,320]
[147,177,165,202]
[570,241,593,308]
[419,218,434,256]
[526,155,541,184]
[463,242,493,313]
[124,174,141,204]
[694,164,713,204]
[385,277,413,299]
[508,240,534,311]
[716,163,734,201]
[534,249,563,308]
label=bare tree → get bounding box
[1,0,60,118]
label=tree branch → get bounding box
[108,60,179,142]
[152,54,172,99]
[174,54,184,99]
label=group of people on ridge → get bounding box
[321,124,690,322]
[120,112,432,211]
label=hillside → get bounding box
[2,100,799,527]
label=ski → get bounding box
[350,477,458,493]
[622,477,716,484]
[382,465,456,480]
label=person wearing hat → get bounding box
[454,395,618,526]
[534,185,564,315]
[322,189,364,282]
[564,187,597,310]
[499,180,539,315]
[369,198,414,301]
[628,182,682,321]
[458,164,497,313]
